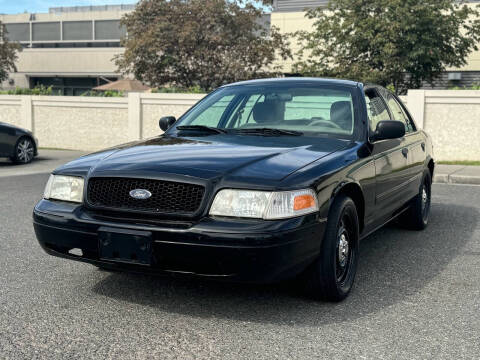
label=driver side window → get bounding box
[365,89,391,134]
[384,93,415,134]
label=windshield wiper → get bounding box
[176,125,228,134]
[233,128,303,136]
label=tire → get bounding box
[302,195,359,302]
[399,171,432,231]
[11,137,35,164]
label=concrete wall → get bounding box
[0,46,123,90]
[140,94,202,139]
[406,90,480,161]
[1,47,123,90]
[0,91,478,161]
[32,96,130,150]
[0,96,22,127]
[0,93,204,152]
[14,48,123,76]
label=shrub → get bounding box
[0,85,53,95]
[152,86,204,94]
[448,83,480,90]
[80,90,125,97]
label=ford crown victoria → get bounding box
[33,78,434,301]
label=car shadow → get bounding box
[0,156,52,166]
[90,203,477,326]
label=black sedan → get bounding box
[33,78,434,302]
[0,122,38,163]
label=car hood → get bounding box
[55,135,349,183]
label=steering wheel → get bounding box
[308,119,342,130]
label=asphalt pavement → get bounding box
[0,149,85,178]
[0,151,479,359]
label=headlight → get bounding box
[43,175,84,203]
[209,188,318,220]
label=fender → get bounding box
[319,179,366,234]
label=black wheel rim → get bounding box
[336,210,355,284]
[17,139,34,163]
[421,179,431,222]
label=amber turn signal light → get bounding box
[293,194,316,211]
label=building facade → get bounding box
[2,1,480,92]
[0,5,135,95]
[271,0,480,89]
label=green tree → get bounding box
[294,0,480,93]
[116,0,291,91]
[0,21,21,84]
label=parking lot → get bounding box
[0,151,479,359]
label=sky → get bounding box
[0,0,139,14]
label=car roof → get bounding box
[222,77,362,88]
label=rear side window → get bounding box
[365,89,391,133]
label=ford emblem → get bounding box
[129,189,152,200]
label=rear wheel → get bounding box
[399,171,432,230]
[11,137,35,164]
[302,195,359,302]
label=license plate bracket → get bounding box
[98,227,153,265]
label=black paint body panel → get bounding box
[32,78,434,282]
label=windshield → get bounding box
[173,83,357,137]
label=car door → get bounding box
[381,90,426,200]
[0,123,15,157]
[365,87,411,225]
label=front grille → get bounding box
[87,177,205,215]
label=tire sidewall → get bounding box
[420,171,432,227]
[13,136,35,164]
[334,199,359,296]
[319,196,360,300]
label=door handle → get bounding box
[421,142,426,151]
[402,148,409,158]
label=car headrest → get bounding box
[252,102,275,124]
[330,101,352,131]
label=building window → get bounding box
[4,23,30,42]
[32,22,61,41]
[63,21,93,41]
[94,20,126,40]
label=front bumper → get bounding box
[33,200,326,283]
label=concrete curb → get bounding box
[433,165,480,185]
[434,175,480,185]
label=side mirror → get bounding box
[372,120,405,141]
[159,116,176,132]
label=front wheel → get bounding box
[302,195,359,302]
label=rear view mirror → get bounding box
[373,120,405,141]
[159,116,176,131]
[265,93,293,102]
